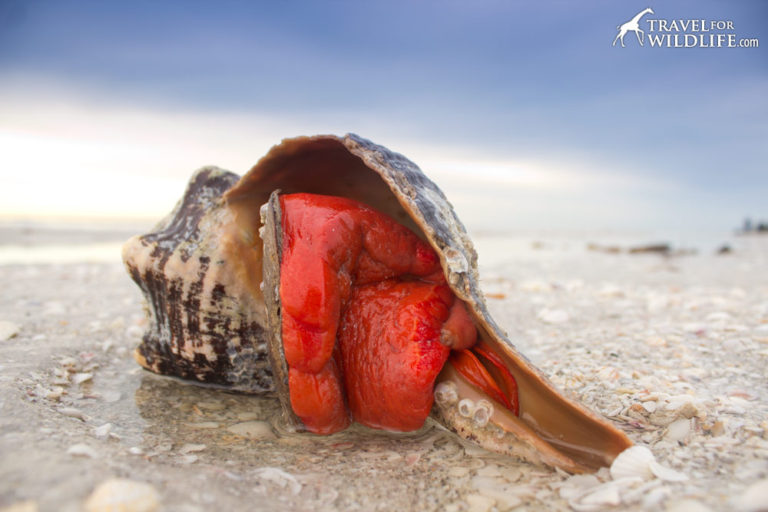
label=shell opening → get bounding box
[276,193,477,434]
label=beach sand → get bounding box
[1,229,767,511]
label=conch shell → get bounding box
[123,134,632,473]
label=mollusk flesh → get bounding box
[122,134,632,473]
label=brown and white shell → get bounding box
[122,133,632,473]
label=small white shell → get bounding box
[609,445,655,481]
[665,418,691,442]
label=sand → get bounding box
[1,229,767,512]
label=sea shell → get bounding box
[122,134,632,473]
[609,445,655,480]
[85,478,160,512]
[649,460,689,482]
[736,478,768,512]
[609,444,689,483]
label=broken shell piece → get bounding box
[736,478,768,512]
[85,478,160,512]
[59,407,86,422]
[649,460,689,482]
[72,372,93,385]
[123,134,632,473]
[67,444,98,458]
[568,480,625,511]
[93,423,113,439]
[0,320,20,341]
[665,418,691,442]
[252,467,302,495]
[610,445,688,483]
[226,421,277,440]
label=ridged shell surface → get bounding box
[122,167,272,392]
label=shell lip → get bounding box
[434,363,631,473]
[260,189,302,430]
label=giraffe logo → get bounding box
[613,7,655,47]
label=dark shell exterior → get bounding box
[123,134,632,473]
[123,167,273,392]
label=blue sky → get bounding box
[0,0,765,233]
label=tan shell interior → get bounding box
[225,136,424,270]
[226,135,631,471]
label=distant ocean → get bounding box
[0,218,152,265]
[0,218,752,267]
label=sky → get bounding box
[0,0,766,234]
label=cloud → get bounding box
[0,80,758,233]
[0,85,283,218]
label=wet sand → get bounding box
[1,232,767,511]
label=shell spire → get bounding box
[122,167,272,392]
